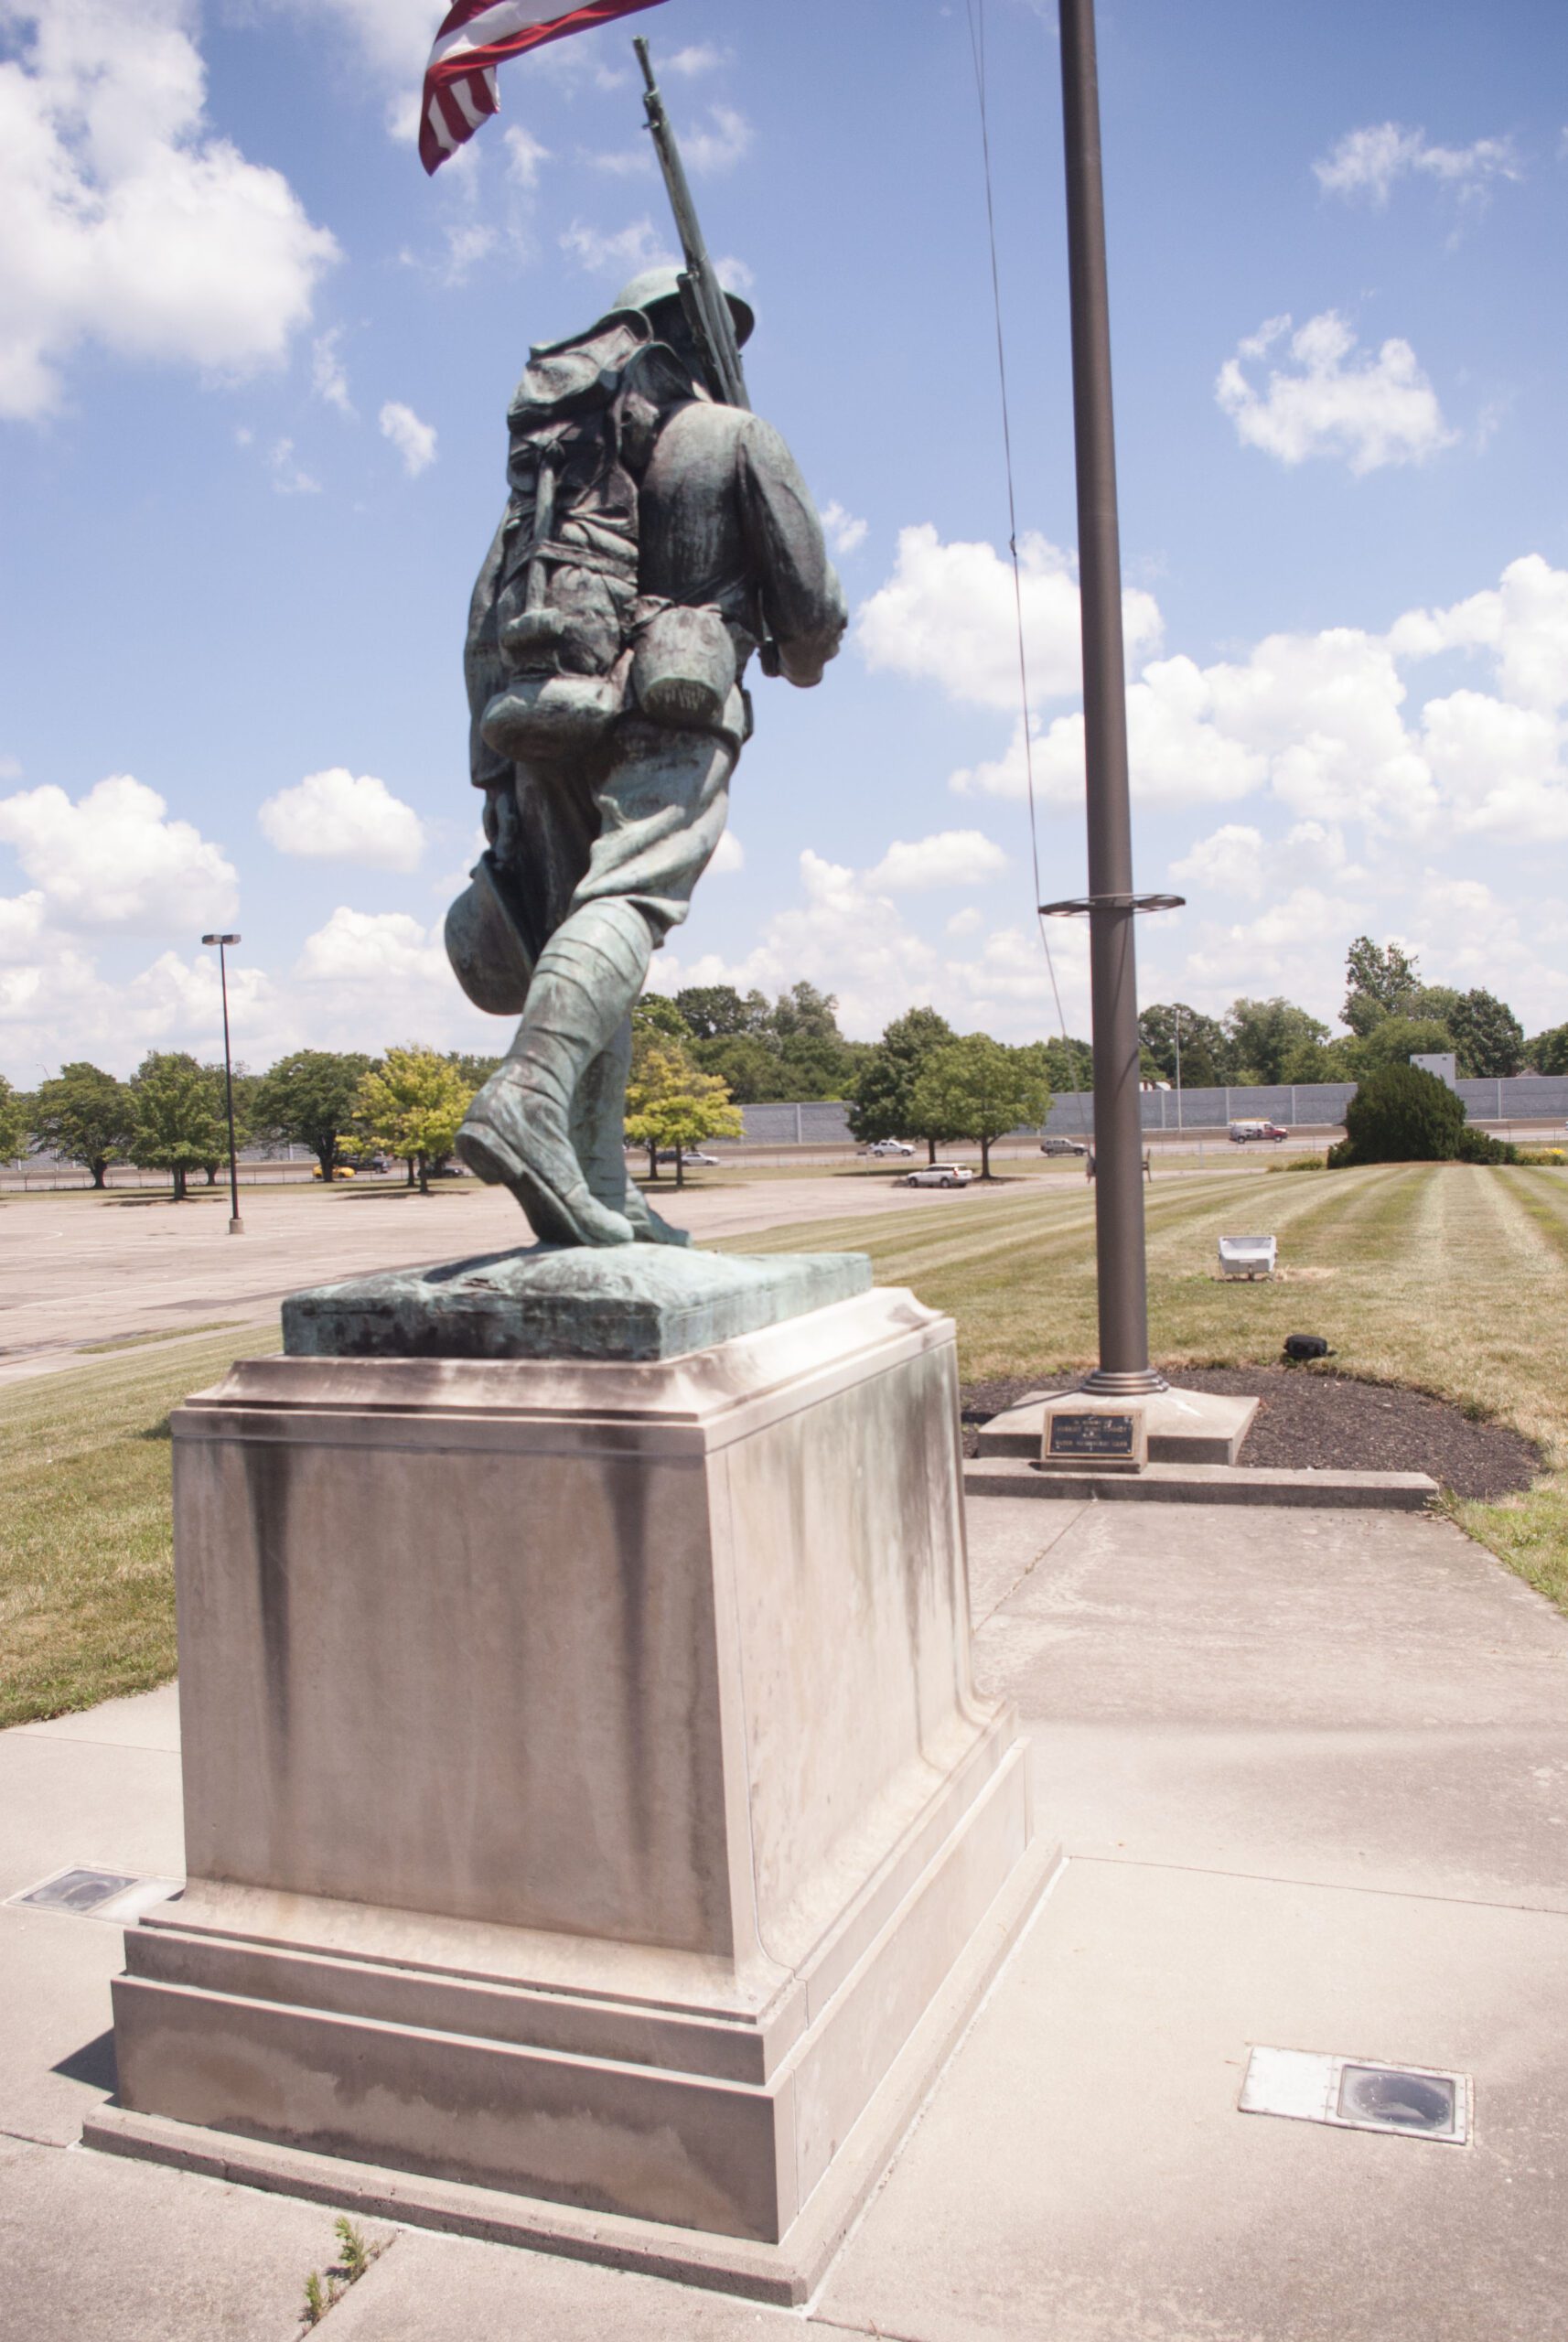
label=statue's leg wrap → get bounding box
[457,898,654,1247]
[567,1018,692,1248]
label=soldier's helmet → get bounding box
[611,265,755,349]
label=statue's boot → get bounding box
[571,1013,693,1248]
[456,900,653,1247]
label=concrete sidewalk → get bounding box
[5,1497,1568,2339]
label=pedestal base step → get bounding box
[965,1458,1438,1509]
[86,1837,1061,2308]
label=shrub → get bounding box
[1518,1147,1566,1166]
[1328,1063,1465,1166]
[1269,1154,1326,1173]
[1455,1126,1518,1164]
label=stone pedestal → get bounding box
[90,1257,1051,2300]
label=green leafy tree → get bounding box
[1041,1036,1093,1096]
[1328,1063,1465,1167]
[0,1074,27,1166]
[354,1048,475,1195]
[1138,1004,1228,1090]
[254,1050,375,1180]
[908,1036,1050,1180]
[445,1050,506,1090]
[690,1033,779,1103]
[849,1006,956,1155]
[1527,1024,1568,1076]
[1224,997,1330,1086]
[632,994,693,1042]
[1344,1016,1456,1080]
[128,1051,227,1201]
[1342,936,1421,1036]
[29,1060,135,1187]
[673,985,767,1041]
[623,1036,742,1186]
[1445,988,1524,1079]
[197,1061,256,1187]
[1278,1036,1354,1083]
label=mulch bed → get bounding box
[959,1367,1541,1499]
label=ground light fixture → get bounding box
[200,932,244,1234]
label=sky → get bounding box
[2,0,1566,1086]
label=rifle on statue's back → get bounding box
[634,37,750,412]
[634,36,779,672]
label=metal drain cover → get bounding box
[1240,2047,1469,2144]
[8,1865,180,1922]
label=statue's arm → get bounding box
[735,418,848,688]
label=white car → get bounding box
[900,1164,974,1189]
[864,1139,915,1157]
[655,1147,721,1166]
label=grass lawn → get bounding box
[720,1161,1568,1615]
[0,1325,280,1727]
[3,1161,1564,1727]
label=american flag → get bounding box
[420,0,669,176]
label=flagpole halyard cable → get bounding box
[963,0,1092,1137]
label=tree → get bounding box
[28,1061,134,1187]
[1342,936,1422,1036]
[623,1037,742,1186]
[632,994,693,1042]
[1041,1036,1093,1096]
[690,1034,779,1103]
[1138,1004,1228,1090]
[1528,1024,1568,1076]
[1224,997,1329,1086]
[254,1050,375,1180]
[0,1074,27,1166]
[908,1036,1050,1180]
[673,985,766,1041]
[768,981,841,1042]
[1278,1036,1354,1083]
[1328,1062,1466,1167]
[354,1049,475,1195]
[128,1052,227,1200]
[197,1061,256,1187]
[849,1006,956,1155]
[1445,989,1524,1080]
[1344,1016,1456,1080]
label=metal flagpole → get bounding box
[1040,0,1179,1395]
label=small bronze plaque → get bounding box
[1038,1407,1147,1471]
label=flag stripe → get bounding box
[420,0,665,174]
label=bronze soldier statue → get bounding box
[446,268,846,1247]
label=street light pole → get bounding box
[1045,0,1174,1397]
[1175,1006,1183,1133]
[201,932,243,1235]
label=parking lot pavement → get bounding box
[0,1172,1053,1387]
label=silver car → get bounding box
[900,1164,974,1189]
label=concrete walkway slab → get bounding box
[5,1496,1568,2337]
[819,1857,1568,2342]
[0,2133,357,2342]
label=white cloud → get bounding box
[504,126,550,188]
[682,105,752,176]
[268,436,320,496]
[0,773,237,932]
[857,523,1162,714]
[664,44,722,77]
[380,401,437,478]
[311,328,354,417]
[866,832,1007,892]
[820,500,868,557]
[560,216,677,278]
[1171,819,1361,905]
[709,830,745,875]
[295,907,453,1009]
[1216,312,1457,474]
[258,769,426,873]
[946,907,983,939]
[1314,123,1522,207]
[0,0,337,421]
[279,0,435,80]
